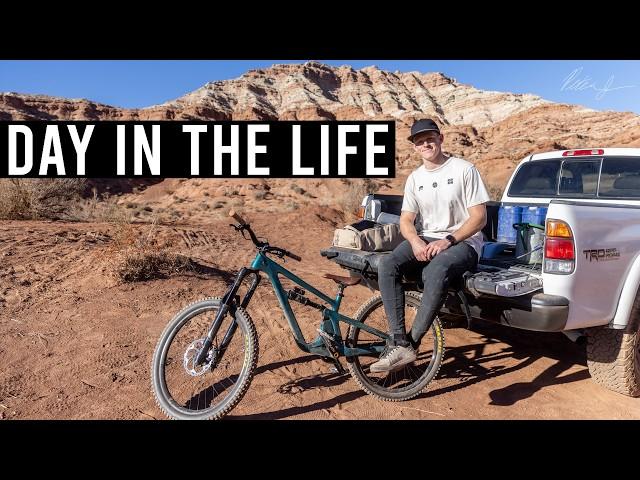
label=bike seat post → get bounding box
[332,283,346,310]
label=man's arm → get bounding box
[400,211,430,261]
[449,204,487,244]
[424,203,487,260]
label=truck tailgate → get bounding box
[544,200,640,329]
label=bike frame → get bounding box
[203,250,390,363]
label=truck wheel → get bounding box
[586,290,640,397]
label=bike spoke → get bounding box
[350,295,443,397]
[162,306,247,414]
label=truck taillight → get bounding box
[546,220,573,238]
[545,238,575,259]
[357,206,366,219]
[562,149,604,157]
[544,219,575,274]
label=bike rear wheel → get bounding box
[152,297,258,420]
[346,291,444,401]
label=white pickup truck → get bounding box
[322,148,640,397]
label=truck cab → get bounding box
[323,148,640,397]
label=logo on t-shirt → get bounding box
[432,182,438,188]
[448,178,453,184]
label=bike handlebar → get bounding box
[229,209,247,225]
[228,210,301,262]
[282,249,302,262]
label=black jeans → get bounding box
[378,238,478,347]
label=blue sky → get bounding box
[1,60,639,114]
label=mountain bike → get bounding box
[151,211,444,419]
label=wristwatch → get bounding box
[445,234,457,246]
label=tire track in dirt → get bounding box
[3,217,640,420]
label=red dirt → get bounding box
[1,213,639,420]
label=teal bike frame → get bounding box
[193,219,391,369]
[248,251,389,358]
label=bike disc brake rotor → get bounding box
[183,338,216,377]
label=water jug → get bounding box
[497,206,522,244]
[522,206,548,228]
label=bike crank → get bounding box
[317,329,346,374]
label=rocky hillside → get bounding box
[2,61,639,223]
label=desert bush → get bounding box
[66,190,133,223]
[107,219,193,282]
[339,178,378,218]
[114,251,193,282]
[0,178,86,220]
[487,183,504,201]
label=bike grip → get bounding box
[228,209,246,225]
[287,251,302,262]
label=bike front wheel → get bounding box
[346,291,444,401]
[152,297,258,420]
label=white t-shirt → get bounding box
[401,156,490,257]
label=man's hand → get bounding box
[424,239,452,260]
[410,238,431,261]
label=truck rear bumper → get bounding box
[501,293,569,331]
[443,292,570,332]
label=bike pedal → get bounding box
[317,328,346,375]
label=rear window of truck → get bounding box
[508,160,560,197]
[599,158,640,198]
[508,157,640,199]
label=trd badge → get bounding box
[583,248,620,262]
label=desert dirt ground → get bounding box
[1,212,639,420]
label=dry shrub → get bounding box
[487,183,504,201]
[115,250,193,282]
[0,178,86,220]
[106,219,193,282]
[339,178,378,219]
[67,189,133,223]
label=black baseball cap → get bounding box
[407,118,441,142]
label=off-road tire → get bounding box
[586,289,640,397]
[152,297,258,419]
[346,291,444,401]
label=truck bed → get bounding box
[320,245,542,297]
[320,245,566,332]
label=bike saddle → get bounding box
[323,273,361,286]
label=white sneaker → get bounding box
[369,345,417,373]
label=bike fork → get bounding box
[194,268,261,366]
